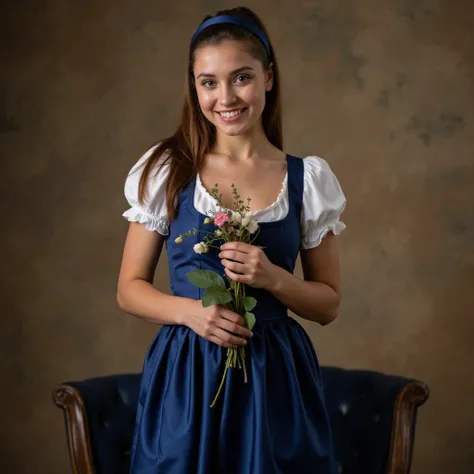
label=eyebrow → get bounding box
[196,66,255,79]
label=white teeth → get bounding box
[219,110,242,118]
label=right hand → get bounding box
[184,302,254,349]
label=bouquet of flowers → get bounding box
[174,183,260,407]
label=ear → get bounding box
[266,62,274,92]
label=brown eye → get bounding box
[202,80,215,88]
[235,75,250,84]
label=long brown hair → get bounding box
[137,6,283,221]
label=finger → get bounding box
[207,335,238,349]
[221,258,247,274]
[213,328,248,346]
[224,267,247,284]
[217,317,253,338]
[219,307,247,326]
[220,241,253,253]
[219,250,247,263]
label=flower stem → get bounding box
[250,226,261,244]
[239,346,248,383]
[209,268,251,407]
[210,354,230,408]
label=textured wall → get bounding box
[1,1,473,473]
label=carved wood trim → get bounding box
[386,380,430,474]
[53,385,96,474]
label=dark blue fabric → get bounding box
[129,155,337,474]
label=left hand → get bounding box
[219,242,277,289]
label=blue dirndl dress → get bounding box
[129,155,337,474]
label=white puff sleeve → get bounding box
[122,145,170,235]
[300,156,346,249]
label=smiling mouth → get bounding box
[216,108,248,120]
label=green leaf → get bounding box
[202,285,233,307]
[244,311,256,330]
[243,297,257,312]
[187,269,226,289]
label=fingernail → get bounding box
[243,340,247,345]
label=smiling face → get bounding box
[192,39,273,138]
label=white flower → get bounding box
[230,211,242,225]
[174,236,183,244]
[247,220,259,234]
[242,216,251,228]
[193,242,209,254]
[239,211,257,232]
[215,229,222,236]
[204,217,213,224]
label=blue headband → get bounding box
[191,15,271,57]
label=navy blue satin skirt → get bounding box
[130,317,335,474]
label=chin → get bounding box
[217,126,250,137]
[213,117,260,137]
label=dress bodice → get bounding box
[165,155,304,322]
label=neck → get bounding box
[213,122,272,161]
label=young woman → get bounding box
[118,6,346,474]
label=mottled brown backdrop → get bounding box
[1,0,473,473]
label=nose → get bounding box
[219,84,237,107]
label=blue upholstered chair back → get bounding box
[53,367,428,474]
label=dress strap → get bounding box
[177,173,196,207]
[286,155,304,219]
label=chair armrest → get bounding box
[53,384,96,474]
[388,380,429,474]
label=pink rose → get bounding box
[214,211,230,228]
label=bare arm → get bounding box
[220,233,341,326]
[268,233,341,325]
[117,222,193,325]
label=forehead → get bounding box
[193,40,262,75]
